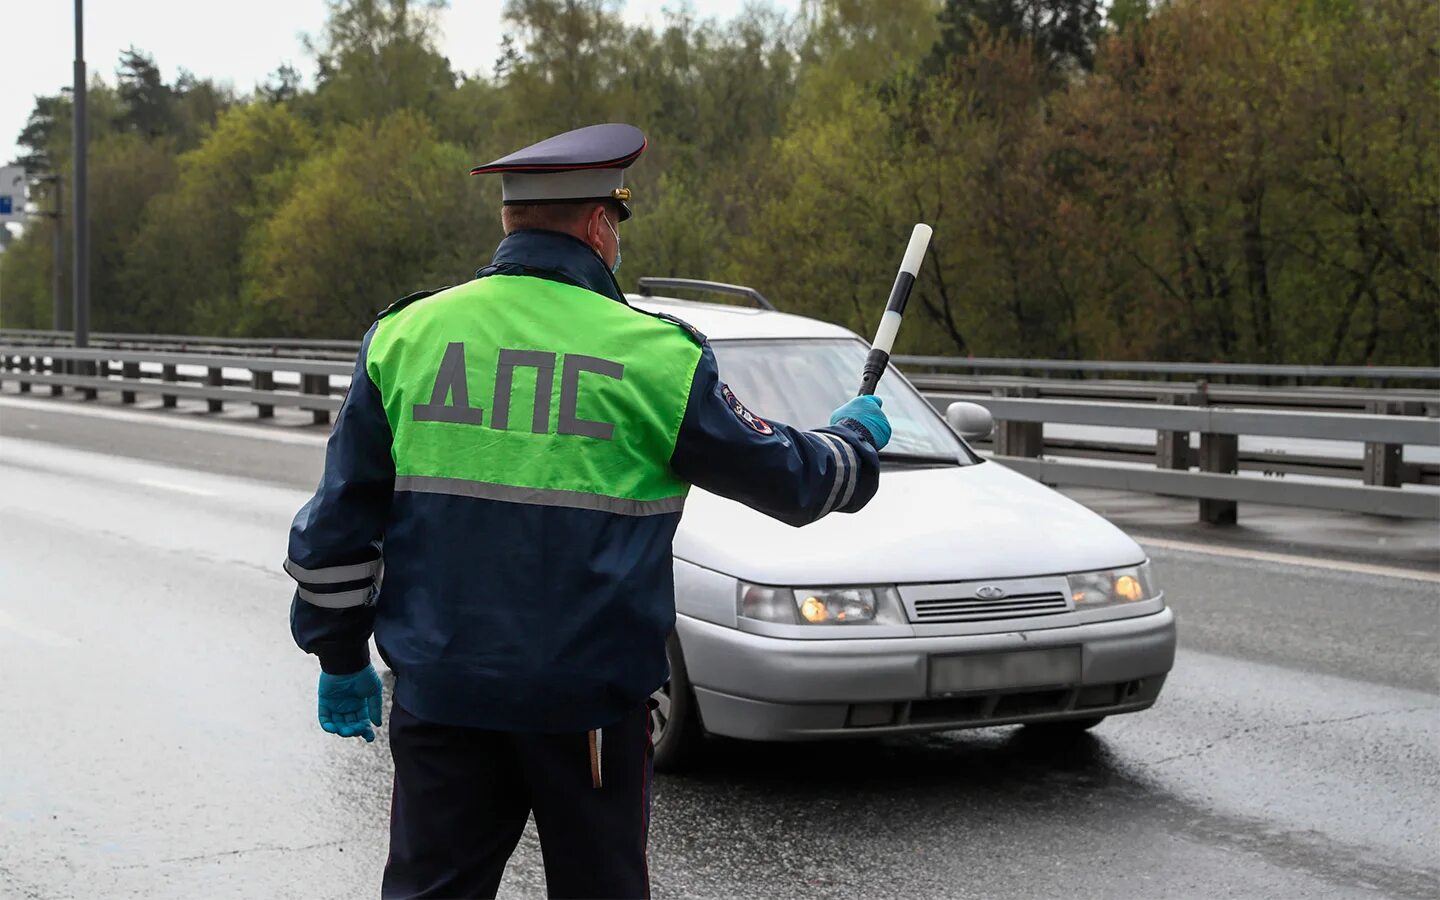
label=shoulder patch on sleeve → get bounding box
[643,310,707,345]
[720,383,774,435]
[377,286,450,320]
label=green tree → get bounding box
[241,111,496,337]
[0,225,55,329]
[121,103,317,334]
[86,132,181,331]
[929,0,1103,75]
[4,0,1433,364]
[620,170,727,288]
[798,0,942,97]
[495,0,636,136]
[116,48,177,138]
[307,0,457,125]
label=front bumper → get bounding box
[677,607,1176,740]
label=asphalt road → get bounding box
[2,396,1438,899]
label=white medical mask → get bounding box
[601,214,621,274]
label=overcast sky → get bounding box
[5,0,792,166]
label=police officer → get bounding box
[283,123,890,899]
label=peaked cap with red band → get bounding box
[470,123,647,221]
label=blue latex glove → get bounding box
[317,665,384,742]
[829,395,891,450]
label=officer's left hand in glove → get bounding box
[317,664,384,742]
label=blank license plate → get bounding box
[928,647,1081,695]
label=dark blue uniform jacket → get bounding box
[288,230,880,732]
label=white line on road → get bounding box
[137,478,218,498]
[1137,535,1440,584]
[0,394,330,447]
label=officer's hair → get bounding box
[502,202,601,235]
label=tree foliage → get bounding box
[2,0,1434,365]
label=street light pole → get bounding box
[72,0,89,349]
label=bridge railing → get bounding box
[934,393,1439,521]
[893,354,1440,385]
[0,328,360,360]
[5,330,1439,383]
[0,345,351,423]
[2,341,1436,521]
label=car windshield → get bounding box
[710,338,975,464]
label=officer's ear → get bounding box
[581,204,604,254]
[584,203,611,256]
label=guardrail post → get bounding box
[303,374,331,426]
[121,361,140,404]
[1198,432,1239,524]
[993,387,1043,458]
[79,360,97,401]
[50,356,64,396]
[1155,392,1191,470]
[161,364,178,408]
[206,367,224,413]
[252,370,275,419]
[1362,400,1403,489]
[17,355,32,394]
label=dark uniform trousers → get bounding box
[382,699,655,900]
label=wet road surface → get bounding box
[2,398,1438,898]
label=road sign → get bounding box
[0,166,26,224]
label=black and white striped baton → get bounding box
[857,224,933,396]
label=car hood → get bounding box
[674,460,1146,585]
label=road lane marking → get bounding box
[137,478,218,498]
[0,395,329,447]
[1137,535,1440,584]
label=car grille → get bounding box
[911,591,1070,623]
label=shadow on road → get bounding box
[672,725,1120,791]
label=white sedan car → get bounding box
[634,288,1177,770]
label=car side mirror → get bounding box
[945,401,994,439]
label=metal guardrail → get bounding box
[0,329,361,360]
[2,342,1437,521]
[978,397,1436,445]
[909,373,1440,414]
[6,329,1438,383]
[947,396,1440,521]
[895,354,1440,384]
[0,345,349,423]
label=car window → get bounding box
[709,338,975,464]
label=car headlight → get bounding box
[738,583,906,625]
[1067,561,1159,607]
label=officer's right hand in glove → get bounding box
[317,664,384,742]
[829,395,892,450]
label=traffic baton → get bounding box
[857,224,933,396]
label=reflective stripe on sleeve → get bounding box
[297,585,374,609]
[834,437,859,508]
[813,433,850,517]
[283,557,380,585]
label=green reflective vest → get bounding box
[366,274,704,515]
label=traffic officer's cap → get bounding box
[470,123,647,222]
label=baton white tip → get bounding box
[900,224,933,277]
[872,309,903,355]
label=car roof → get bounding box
[626,294,860,342]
